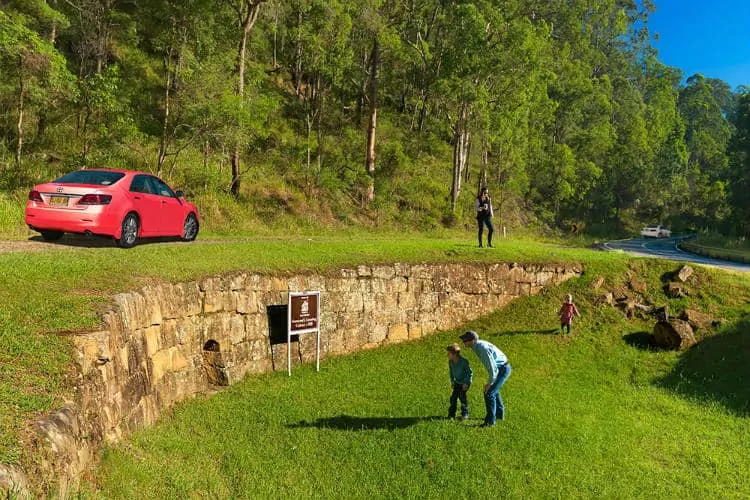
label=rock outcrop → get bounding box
[653,319,696,350]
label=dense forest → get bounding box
[1,0,749,235]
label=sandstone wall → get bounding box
[3,261,581,497]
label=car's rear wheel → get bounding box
[40,230,64,242]
[182,213,199,242]
[116,213,139,248]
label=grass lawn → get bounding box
[84,257,750,499]
[0,233,594,465]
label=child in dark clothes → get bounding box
[447,343,473,419]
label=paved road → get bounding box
[604,236,750,272]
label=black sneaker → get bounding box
[479,422,496,428]
[461,415,469,421]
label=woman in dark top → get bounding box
[474,187,494,248]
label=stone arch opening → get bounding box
[202,339,229,386]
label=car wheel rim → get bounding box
[123,217,137,244]
[184,216,197,239]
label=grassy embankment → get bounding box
[64,244,750,498]
[681,231,750,264]
[1,233,586,466]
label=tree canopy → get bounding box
[0,0,747,235]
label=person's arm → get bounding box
[474,198,482,214]
[460,359,471,385]
[487,197,493,217]
[476,345,498,387]
[574,304,581,317]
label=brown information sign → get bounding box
[287,291,321,376]
[289,291,320,334]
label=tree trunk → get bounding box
[15,62,25,170]
[316,75,323,173]
[478,135,488,194]
[365,37,380,203]
[293,8,303,96]
[157,48,173,177]
[450,101,471,214]
[231,0,266,197]
[96,0,112,75]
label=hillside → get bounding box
[2,2,750,239]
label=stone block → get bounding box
[371,279,390,294]
[417,293,439,312]
[677,265,694,283]
[394,263,411,277]
[228,314,246,345]
[408,323,423,339]
[388,323,409,343]
[398,292,417,309]
[139,285,164,326]
[144,326,161,357]
[357,265,372,277]
[371,265,395,280]
[228,273,249,291]
[244,313,266,341]
[653,319,696,350]
[199,276,227,293]
[159,319,178,349]
[235,290,261,314]
[339,268,357,279]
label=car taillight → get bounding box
[29,190,43,202]
[77,194,112,205]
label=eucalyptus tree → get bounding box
[0,7,73,173]
[727,91,750,234]
[678,74,733,226]
[278,0,354,177]
[131,0,219,176]
[634,58,688,222]
[224,0,269,196]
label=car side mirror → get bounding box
[175,190,184,198]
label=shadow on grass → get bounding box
[289,414,441,431]
[28,234,183,248]
[623,331,657,350]
[654,319,750,416]
[496,329,559,336]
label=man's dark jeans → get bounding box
[448,384,470,418]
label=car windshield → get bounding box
[53,170,125,186]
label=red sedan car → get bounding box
[25,169,199,248]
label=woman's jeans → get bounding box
[484,363,511,424]
[477,217,494,247]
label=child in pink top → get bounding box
[558,294,581,334]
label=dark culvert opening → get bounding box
[267,304,299,371]
[202,339,229,386]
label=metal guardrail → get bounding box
[678,239,750,264]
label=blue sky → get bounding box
[647,0,750,90]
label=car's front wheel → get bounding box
[182,213,199,242]
[116,213,139,248]
[40,230,64,242]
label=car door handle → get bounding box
[134,196,141,200]
[161,200,168,204]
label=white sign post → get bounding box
[287,291,321,376]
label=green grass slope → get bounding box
[0,234,588,465]
[86,258,750,499]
